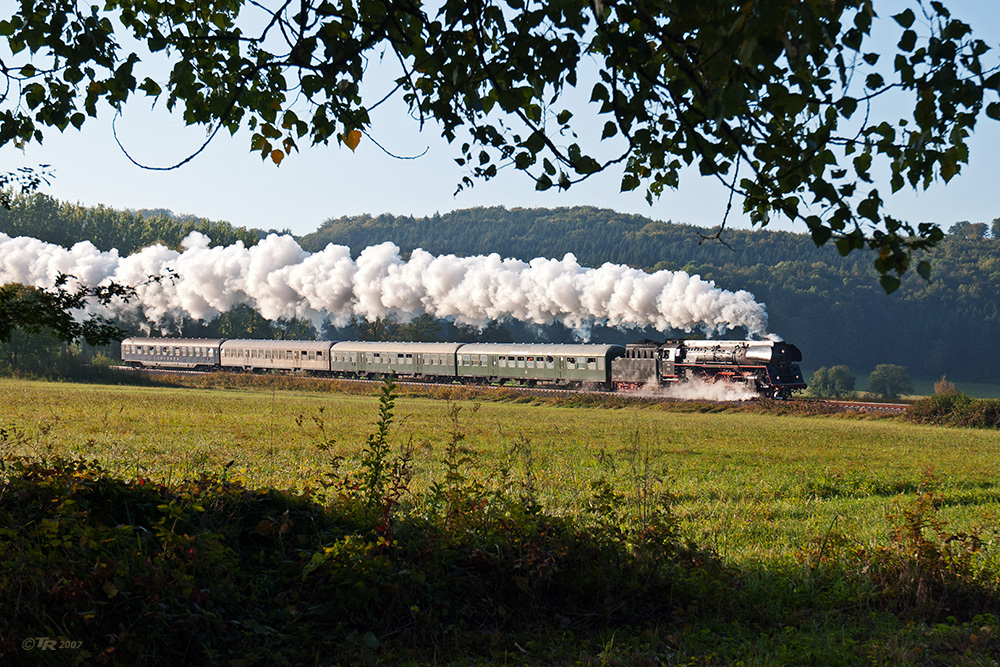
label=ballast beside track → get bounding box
[116,366,909,414]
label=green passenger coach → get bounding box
[455,343,625,386]
[330,341,463,380]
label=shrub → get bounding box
[907,394,1000,429]
[934,375,960,396]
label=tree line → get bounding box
[0,193,266,254]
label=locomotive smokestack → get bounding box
[0,232,769,336]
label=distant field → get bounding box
[3,377,1000,565]
[908,378,1000,399]
[798,366,1000,399]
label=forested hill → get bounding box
[0,194,265,254]
[301,207,1000,382]
[2,196,996,382]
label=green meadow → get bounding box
[4,376,1000,566]
[5,375,1000,665]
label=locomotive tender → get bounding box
[120,336,806,398]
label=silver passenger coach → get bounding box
[220,339,335,373]
[121,337,222,369]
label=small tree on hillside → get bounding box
[810,367,830,397]
[810,365,856,398]
[868,364,913,401]
[827,365,856,398]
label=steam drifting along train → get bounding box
[120,337,806,398]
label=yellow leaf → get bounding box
[345,129,362,151]
[270,149,284,165]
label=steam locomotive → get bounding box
[120,336,806,399]
[611,339,806,398]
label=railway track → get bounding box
[819,399,909,414]
[116,366,909,413]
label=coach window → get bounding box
[317,351,324,359]
[588,357,597,370]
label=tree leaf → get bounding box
[878,275,901,294]
[345,129,362,151]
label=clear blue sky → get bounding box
[5,2,999,238]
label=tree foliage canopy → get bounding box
[868,363,913,400]
[2,1,999,289]
[0,277,132,345]
[810,365,856,398]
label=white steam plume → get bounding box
[0,232,769,336]
[659,378,758,402]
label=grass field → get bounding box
[4,376,1000,567]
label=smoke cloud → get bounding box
[0,232,769,336]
